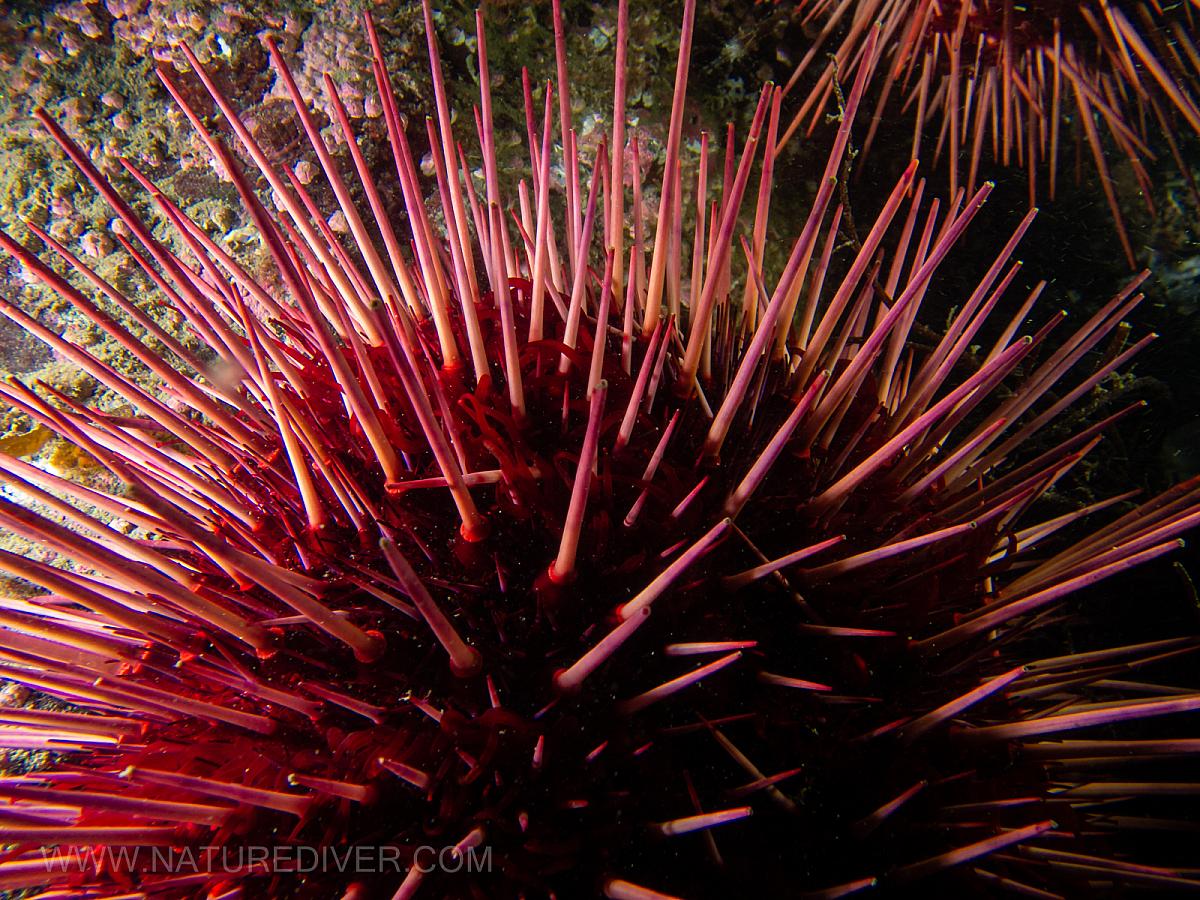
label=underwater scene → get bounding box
[0,0,1199,897]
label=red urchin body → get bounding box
[784,0,1200,266]
[0,2,1199,898]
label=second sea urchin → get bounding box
[0,1,1199,897]
[784,0,1200,267]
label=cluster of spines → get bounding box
[0,0,1197,897]
[785,0,1200,266]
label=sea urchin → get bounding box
[784,0,1200,266]
[0,1,1199,898]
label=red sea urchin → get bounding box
[0,1,1199,897]
[783,0,1200,266]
